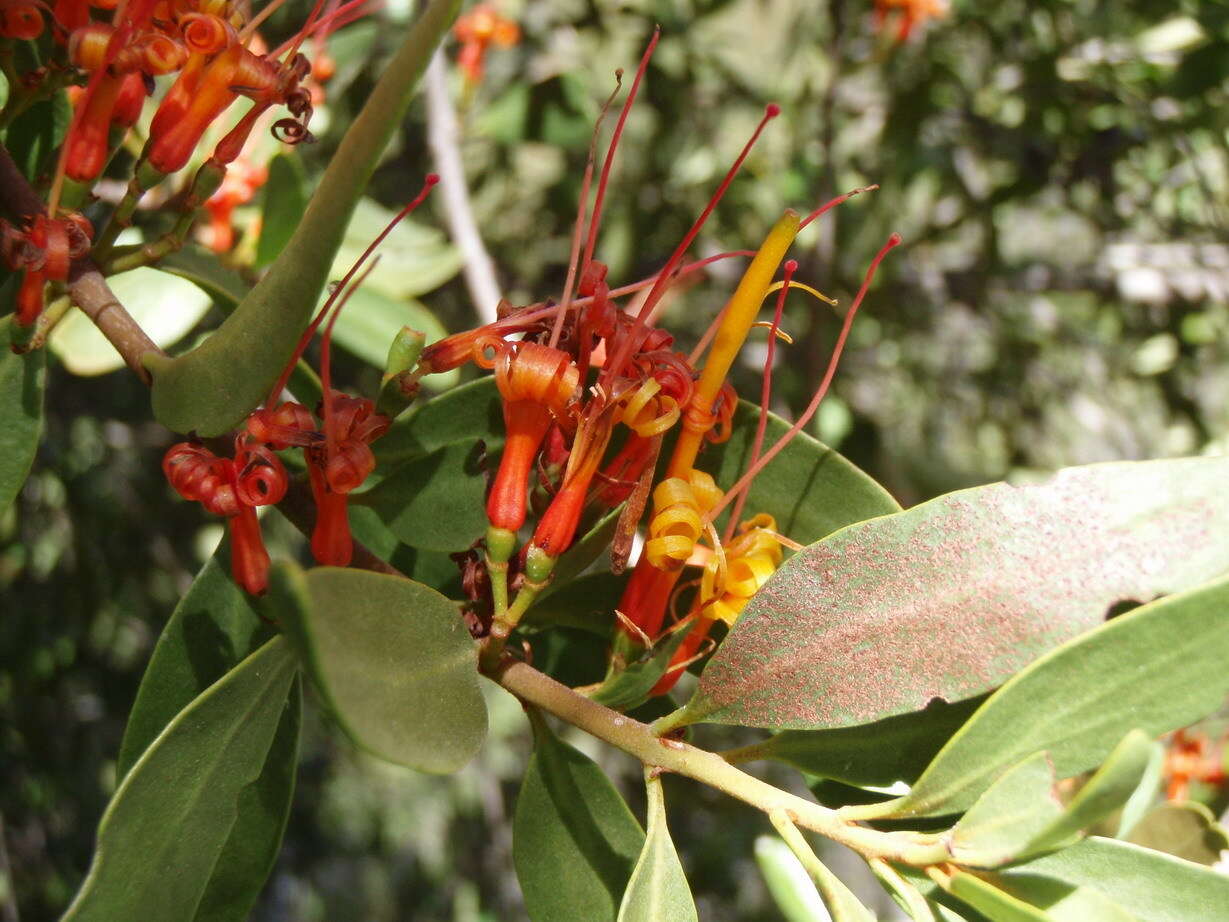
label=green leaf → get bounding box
[118,548,272,775]
[513,715,644,922]
[327,286,448,372]
[947,872,1055,922]
[870,577,1229,817]
[354,438,488,552]
[50,267,212,375]
[521,572,623,634]
[1125,803,1229,866]
[744,695,984,788]
[3,92,71,179]
[591,627,692,712]
[981,876,1140,922]
[256,153,309,270]
[754,837,829,922]
[617,773,697,922]
[62,638,297,921]
[949,752,1064,868]
[991,836,1229,922]
[116,547,301,922]
[193,678,300,922]
[271,562,486,772]
[950,731,1153,868]
[376,376,504,465]
[686,457,1229,730]
[148,0,462,436]
[0,316,45,514]
[160,245,251,308]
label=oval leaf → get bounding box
[0,316,45,514]
[949,752,1065,868]
[271,562,486,772]
[117,547,301,922]
[376,376,503,465]
[617,772,697,922]
[63,638,297,921]
[688,457,1229,730]
[870,575,1229,818]
[148,0,462,436]
[513,715,644,922]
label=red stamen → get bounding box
[798,184,878,230]
[707,233,901,524]
[603,102,781,382]
[266,174,438,404]
[549,68,624,350]
[725,259,795,538]
[579,29,659,283]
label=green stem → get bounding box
[488,657,953,867]
[869,857,936,922]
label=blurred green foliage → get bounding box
[3,0,1228,918]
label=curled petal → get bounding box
[178,12,233,54]
[234,442,288,506]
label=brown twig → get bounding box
[0,142,164,383]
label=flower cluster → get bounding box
[405,33,900,690]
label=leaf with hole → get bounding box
[514,715,644,922]
[687,457,1229,731]
[272,562,486,772]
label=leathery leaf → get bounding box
[686,457,1229,731]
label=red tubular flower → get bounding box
[64,71,126,181]
[529,408,616,557]
[110,72,149,128]
[485,341,579,532]
[163,438,287,594]
[145,43,247,174]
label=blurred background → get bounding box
[3,0,1228,918]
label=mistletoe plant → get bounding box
[3,2,1229,920]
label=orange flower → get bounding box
[453,3,518,85]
